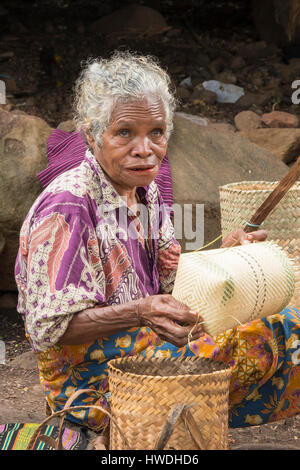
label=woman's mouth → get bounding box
[126,165,156,174]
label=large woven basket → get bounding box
[108,356,232,450]
[219,181,300,309]
[172,241,296,337]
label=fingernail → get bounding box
[243,240,251,244]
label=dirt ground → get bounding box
[1,0,300,451]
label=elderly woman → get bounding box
[15,52,300,433]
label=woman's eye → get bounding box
[151,128,163,137]
[118,129,130,137]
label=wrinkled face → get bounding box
[88,96,168,193]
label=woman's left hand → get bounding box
[220,228,268,248]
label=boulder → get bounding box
[236,91,274,108]
[190,85,218,105]
[262,111,299,128]
[176,86,192,101]
[175,113,235,134]
[0,110,53,290]
[238,128,300,163]
[167,113,288,252]
[234,111,262,131]
[217,71,237,85]
[57,119,76,132]
[9,350,38,370]
[91,4,168,36]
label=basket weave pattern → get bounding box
[219,181,300,310]
[108,356,232,450]
[172,242,295,337]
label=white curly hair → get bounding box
[73,51,177,146]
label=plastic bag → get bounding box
[202,80,244,103]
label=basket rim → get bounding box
[107,356,232,380]
[219,180,300,193]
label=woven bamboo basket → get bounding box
[172,241,296,337]
[108,356,232,450]
[219,181,300,310]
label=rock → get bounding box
[194,52,210,67]
[262,111,299,128]
[175,113,209,128]
[25,97,35,106]
[208,57,225,75]
[10,109,27,115]
[190,85,217,104]
[0,110,53,290]
[236,91,274,108]
[234,111,262,131]
[252,74,264,89]
[217,71,237,85]
[238,128,300,163]
[167,113,287,251]
[239,41,278,63]
[206,122,236,134]
[273,63,292,82]
[264,77,282,92]
[9,350,38,370]
[4,77,18,94]
[230,56,246,70]
[176,86,192,101]
[91,4,168,36]
[57,119,76,132]
[0,103,12,112]
[47,101,57,113]
[175,113,235,134]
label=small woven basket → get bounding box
[108,356,232,450]
[219,181,300,309]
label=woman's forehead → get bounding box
[110,96,166,125]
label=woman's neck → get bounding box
[108,178,138,209]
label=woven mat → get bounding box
[0,423,87,450]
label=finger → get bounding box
[221,228,245,247]
[247,229,268,242]
[156,320,205,347]
[159,296,199,324]
[153,319,195,340]
[161,304,199,325]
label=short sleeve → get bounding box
[19,206,106,352]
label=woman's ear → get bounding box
[86,133,95,148]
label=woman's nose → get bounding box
[131,137,152,158]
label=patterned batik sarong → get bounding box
[36,306,300,430]
[0,422,87,450]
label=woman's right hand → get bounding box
[135,294,205,348]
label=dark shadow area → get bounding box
[2,0,291,127]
